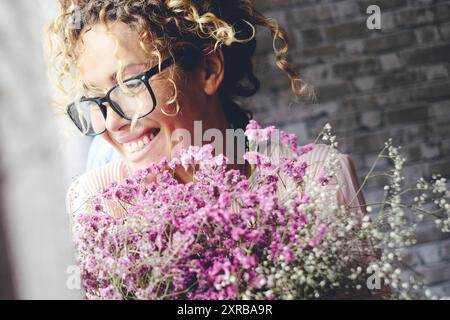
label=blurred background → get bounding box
[0,0,449,299]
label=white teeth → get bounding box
[123,130,158,154]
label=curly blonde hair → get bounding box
[45,0,311,130]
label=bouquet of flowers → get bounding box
[73,121,450,300]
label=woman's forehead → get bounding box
[77,22,151,87]
[78,22,149,64]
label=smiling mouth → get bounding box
[123,128,161,154]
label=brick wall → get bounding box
[248,0,450,296]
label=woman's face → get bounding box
[77,22,226,172]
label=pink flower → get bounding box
[282,247,296,263]
[246,119,260,131]
[309,224,329,248]
[282,159,307,183]
[298,143,315,156]
[299,194,311,204]
[74,122,367,300]
[245,120,276,143]
[231,227,246,241]
[98,285,123,300]
[218,192,232,209]
[280,132,298,152]
[179,146,199,170]
[232,248,257,269]
[243,152,272,168]
[243,151,260,165]
[168,158,181,170]
[318,168,332,186]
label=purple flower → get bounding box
[231,227,246,241]
[318,169,332,186]
[309,224,329,248]
[280,132,298,152]
[73,120,365,300]
[298,143,315,156]
[245,120,276,143]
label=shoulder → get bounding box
[268,140,353,171]
[300,144,366,216]
[299,143,355,176]
[67,160,126,200]
[272,141,365,212]
[65,160,127,226]
[298,144,360,190]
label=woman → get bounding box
[46,1,366,233]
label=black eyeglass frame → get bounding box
[67,53,182,136]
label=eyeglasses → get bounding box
[67,54,182,136]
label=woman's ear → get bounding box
[200,48,225,96]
